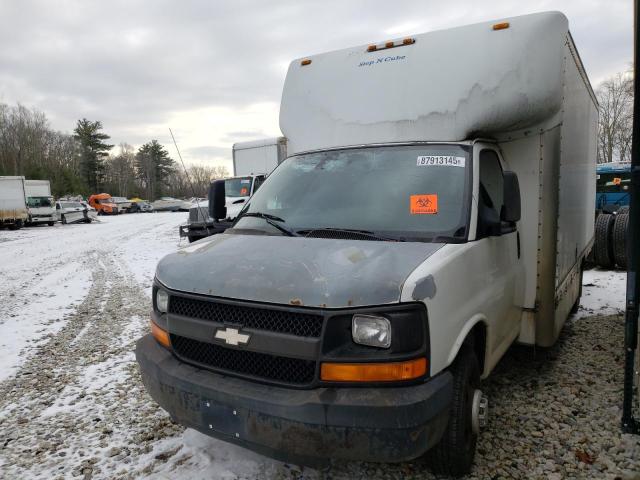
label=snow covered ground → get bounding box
[0,215,638,479]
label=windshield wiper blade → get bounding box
[299,227,403,242]
[239,212,299,237]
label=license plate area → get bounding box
[201,399,245,438]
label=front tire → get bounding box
[427,347,480,477]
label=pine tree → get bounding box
[73,118,113,192]
[135,140,176,200]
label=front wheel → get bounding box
[48,221,54,226]
[427,347,482,477]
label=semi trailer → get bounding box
[137,11,597,476]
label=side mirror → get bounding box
[502,171,521,223]
[208,180,227,221]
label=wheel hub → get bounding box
[471,389,488,434]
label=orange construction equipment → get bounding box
[88,193,119,215]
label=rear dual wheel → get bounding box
[594,213,615,269]
[613,213,629,269]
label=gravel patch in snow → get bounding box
[0,216,639,479]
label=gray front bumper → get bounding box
[136,334,452,466]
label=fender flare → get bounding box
[445,314,490,378]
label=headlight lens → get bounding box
[156,290,169,313]
[352,314,391,348]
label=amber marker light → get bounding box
[300,59,312,66]
[367,44,377,52]
[321,358,427,382]
[492,22,510,31]
[151,320,171,348]
[402,37,415,45]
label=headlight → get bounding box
[352,314,391,348]
[156,290,169,313]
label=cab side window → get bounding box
[253,175,265,193]
[477,150,504,238]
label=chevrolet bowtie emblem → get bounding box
[214,327,251,346]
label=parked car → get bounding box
[80,201,99,221]
[88,193,119,215]
[151,197,183,212]
[56,200,91,224]
[130,200,153,213]
[111,196,132,213]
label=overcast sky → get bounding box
[0,0,632,171]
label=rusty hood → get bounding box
[156,233,444,308]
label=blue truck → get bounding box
[596,162,631,211]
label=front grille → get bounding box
[170,334,316,385]
[169,296,324,338]
[189,206,209,223]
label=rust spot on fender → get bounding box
[290,298,303,306]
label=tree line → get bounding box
[0,69,633,197]
[0,105,228,199]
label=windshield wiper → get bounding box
[238,212,299,237]
[298,227,402,242]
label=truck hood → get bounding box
[156,233,444,308]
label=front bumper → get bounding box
[136,335,453,466]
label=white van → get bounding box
[138,12,597,476]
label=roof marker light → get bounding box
[300,59,312,66]
[492,22,510,31]
[366,37,415,53]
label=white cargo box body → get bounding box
[232,137,287,177]
[280,11,597,347]
[24,179,52,197]
[0,176,28,223]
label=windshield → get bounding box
[26,196,53,208]
[596,172,631,193]
[61,202,82,209]
[225,177,252,197]
[97,197,113,204]
[237,145,471,241]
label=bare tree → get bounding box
[596,72,633,163]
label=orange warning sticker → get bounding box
[410,194,438,214]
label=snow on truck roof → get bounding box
[280,11,594,155]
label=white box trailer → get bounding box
[24,179,56,226]
[0,176,29,229]
[281,10,598,348]
[232,137,287,176]
[138,11,598,474]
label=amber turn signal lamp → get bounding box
[492,22,510,31]
[300,59,312,66]
[151,320,171,348]
[321,358,427,382]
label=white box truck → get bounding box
[24,179,56,226]
[180,138,287,242]
[138,12,597,475]
[0,176,29,230]
[232,137,287,176]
